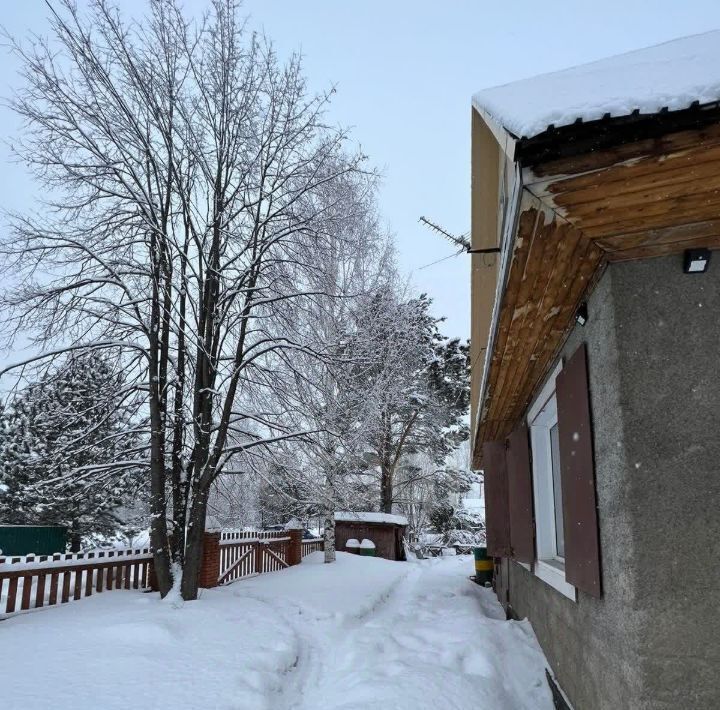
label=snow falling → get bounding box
[6,1,711,708]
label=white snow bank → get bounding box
[359,538,376,549]
[0,553,553,710]
[335,510,408,526]
[473,30,720,139]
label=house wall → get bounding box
[610,255,720,710]
[501,254,720,709]
[470,110,501,436]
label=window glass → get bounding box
[550,422,565,558]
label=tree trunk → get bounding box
[69,525,82,553]
[150,513,172,597]
[149,404,172,597]
[323,512,336,563]
[380,462,394,513]
[180,488,209,600]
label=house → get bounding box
[470,32,720,710]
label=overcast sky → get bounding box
[2,1,720,345]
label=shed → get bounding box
[334,512,407,561]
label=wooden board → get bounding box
[475,200,604,458]
[506,424,535,564]
[530,124,720,247]
[473,120,720,467]
[482,441,512,557]
[556,344,602,598]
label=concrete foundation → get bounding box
[500,254,720,709]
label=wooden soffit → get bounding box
[526,121,720,259]
[474,120,720,466]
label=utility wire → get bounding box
[417,249,464,271]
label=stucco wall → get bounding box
[611,256,720,710]
[502,254,720,709]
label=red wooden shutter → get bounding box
[556,343,602,597]
[482,441,511,557]
[506,423,535,564]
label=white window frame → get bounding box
[527,362,577,602]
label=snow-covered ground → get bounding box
[0,553,553,710]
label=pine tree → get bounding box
[0,353,143,550]
[0,395,49,524]
[347,292,471,513]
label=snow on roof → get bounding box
[473,30,720,140]
[335,511,408,526]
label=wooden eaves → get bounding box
[472,103,720,467]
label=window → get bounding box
[549,423,565,558]
[527,362,576,601]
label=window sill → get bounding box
[534,559,576,601]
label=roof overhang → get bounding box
[472,116,720,467]
[471,103,518,161]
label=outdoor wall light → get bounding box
[683,248,711,274]
[575,302,588,327]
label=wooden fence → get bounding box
[215,529,323,585]
[302,538,324,557]
[0,547,154,618]
[1,529,325,619]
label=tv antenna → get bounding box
[418,216,500,255]
[418,216,470,251]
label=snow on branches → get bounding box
[0,352,144,550]
[1,0,377,598]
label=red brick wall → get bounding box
[198,531,221,588]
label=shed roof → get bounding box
[334,511,408,526]
[473,30,720,140]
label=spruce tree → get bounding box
[347,291,471,513]
[0,353,143,550]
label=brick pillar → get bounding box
[288,529,302,566]
[198,531,221,589]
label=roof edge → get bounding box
[472,103,518,160]
[471,162,523,465]
[516,100,720,168]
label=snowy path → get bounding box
[0,553,552,710]
[266,557,552,710]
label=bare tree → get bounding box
[0,0,370,599]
